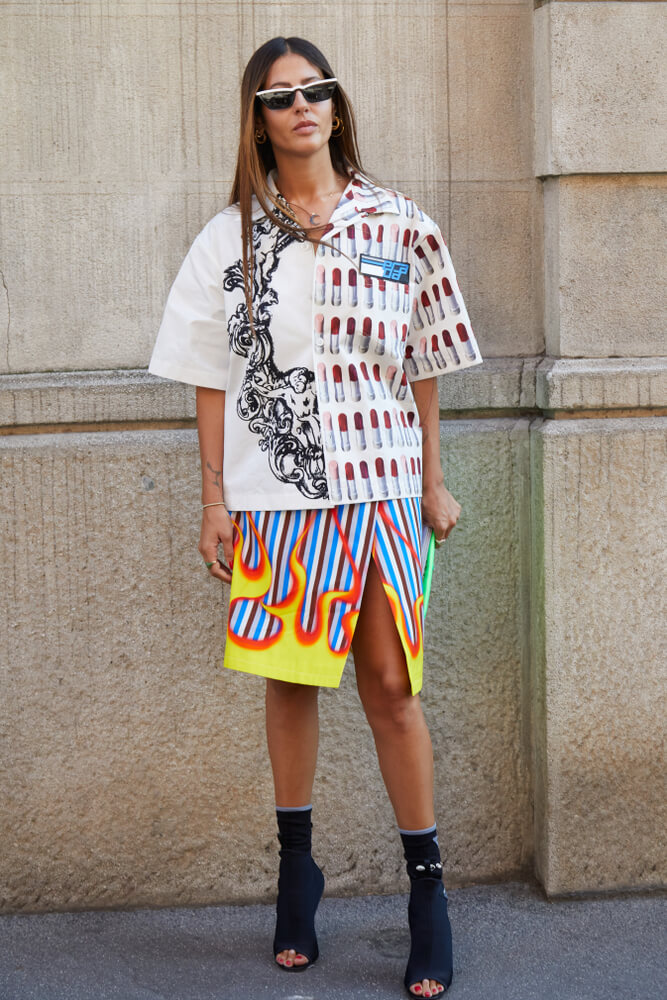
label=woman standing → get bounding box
[149,36,482,998]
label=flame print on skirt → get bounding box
[228,510,362,653]
[224,498,426,693]
[372,500,425,689]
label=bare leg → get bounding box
[352,556,444,997]
[352,557,434,830]
[266,678,319,806]
[265,678,320,968]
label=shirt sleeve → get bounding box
[404,223,482,382]
[148,217,230,390]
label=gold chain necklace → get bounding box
[277,186,344,226]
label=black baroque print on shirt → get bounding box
[223,216,328,501]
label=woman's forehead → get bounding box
[264,52,324,88]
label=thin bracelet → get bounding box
[202,501,227,509]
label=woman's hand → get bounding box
[422,475,461,546]
[198,505,235,583]
[410,378,460,546]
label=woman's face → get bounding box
[256,52,335,160]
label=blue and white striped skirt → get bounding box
[224,497,426,693]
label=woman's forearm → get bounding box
[411,377,444,488]
[196,386,226,504]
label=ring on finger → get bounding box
[205,561,216,569]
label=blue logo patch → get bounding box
[359,254,411,285]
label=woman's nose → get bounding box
[293,88,310,110]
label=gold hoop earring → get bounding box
[331,115,344,137]
[254,128,267,145]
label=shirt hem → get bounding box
[223,487,422,513]
[148,359,228,391]
[407,355,483,382]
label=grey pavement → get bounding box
[0,881,665,1000]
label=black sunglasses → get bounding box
[255,78,338,111]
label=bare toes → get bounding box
[276,946,312,969]
[409,975,447,996]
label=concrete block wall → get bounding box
[530,417,666,894]
[0,0,541,373]
[534,1,666,360]
[0,412,534,911]
[0,0,665,913]
[531,0,667,895]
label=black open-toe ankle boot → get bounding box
[400,826,453,997]
[403,862,452,996]
[272,807,325,972]
[273,850,325,971]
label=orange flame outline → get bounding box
[376,503,423,656]
[379,575,424,659]
[227,505,425,680]
[228,510,361,659]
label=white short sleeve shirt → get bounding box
[149,171,483,511]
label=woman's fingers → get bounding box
[422,483,461,541]
[199,509,235,583]
[221,535,235,572]
[200,538,232,581]
[207,555,232,582]
[423,483,462,545]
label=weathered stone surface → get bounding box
[0,421,531,912]
[439,357,539,413]
[537,357,667,412]
[0,189,225,374]
[0,370,196,428]
[446,1,534,182]
[543,175,667,358]
[1,2,236,184]
[426,418,534,886]
[450,181,545,359]
[0,0,542,372]
[5,357,663,432]
[1,0,664,916]
[534,1,667,175]
[530,417,667,895]
[0,360,539,430]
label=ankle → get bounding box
[400,823,444,883]
[276,804,313,855]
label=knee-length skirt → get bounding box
[224,496,426,695]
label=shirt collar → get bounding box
[252,168,400,224]
[330,171,401,224]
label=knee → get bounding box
[362,673,420,734]
[267,679,319,708]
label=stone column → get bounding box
[531,1,666,895]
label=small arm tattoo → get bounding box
[206,461,222,489]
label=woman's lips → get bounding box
[294,120,317,132]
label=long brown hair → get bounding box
[229,37,366,329]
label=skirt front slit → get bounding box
[224,496,425,694]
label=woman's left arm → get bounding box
[411,377,461,543]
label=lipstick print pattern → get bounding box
[150,169,482,513]
[313,195,430,502]
[309,186,468,507]
[225,496,426,693]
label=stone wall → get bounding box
[531,0,666,895]
[0,0,664,913]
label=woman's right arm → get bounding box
[196,386,235,583]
